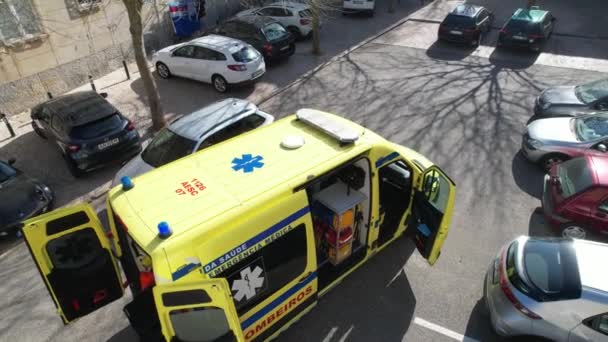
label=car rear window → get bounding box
[505,19,541,34]
[443,14,474,27]
[140,128,197,167]
[557,158,594,199]
[232,47,258,63]
[522,239,581,301]
[262,23,288,41]
[0,161,17,183]
[70,114,123,140]
[299,9,312,17]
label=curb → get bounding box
[257,15,413,107]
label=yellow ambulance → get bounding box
[21,109,455,342]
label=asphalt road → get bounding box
[2,1,608,342]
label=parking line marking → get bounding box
[322,327,338,342]
[413,317,480,342]
[338,325,354,342]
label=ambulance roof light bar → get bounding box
[296,109,359,144]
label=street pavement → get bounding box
[1,0,608,341]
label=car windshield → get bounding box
[505,19,539,34]
[70,114,123,139]
[232,47,258,63]
[443,14,474,27]
[557,158,594,198]
[262,23,288,41]
[575,114,608,141]
[574,78,608,104]
[0,161,17,183]
[140,128,197,167]
[523,239,581,300]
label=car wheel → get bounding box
[31,121,47,139]
[561,223,588,240]
[156,62,171,79]
[540,153,568,172]
[212,75,228,93]
[63,153,83,178]
[287,26,302,40]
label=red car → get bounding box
[542,155,608,240]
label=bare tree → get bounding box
[122,0,166,132]
[310,0,322,55]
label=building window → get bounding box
[0,0,43,45]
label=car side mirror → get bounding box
[598,144,607,153]
[99,92,108,98]
[7,157,16,165]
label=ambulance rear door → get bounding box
[21,203,124,323]
[154,278,245,342]
[412,165,456,265]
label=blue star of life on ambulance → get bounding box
[232,154,264,173]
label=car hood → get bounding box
[0,174,45,227]
[527,117,578,142]
[539,86,584,106]
[113,154,154,187]
[236,9,257,16]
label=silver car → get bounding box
[113,98,273,185]
[484,236,608,341]
[521,112,608,170]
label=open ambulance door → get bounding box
[21,203,124,324]
[154,279,245,342]
[412,165,456,265]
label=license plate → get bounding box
[98,138,119,150]
[353,0,363,3]
[449,30,463,35]
[513,35,527,40]
[280,45,289,51]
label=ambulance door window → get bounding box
[377,160,412,246]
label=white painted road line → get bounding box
[414,317,480,342]
[322,327,338,342]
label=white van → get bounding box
[342,0,375,16]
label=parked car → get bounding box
[485,236,608,341]
[0,158,53,236]
[236,2,313,39]
[532,78,608,122]
[521,112,608,170]
[31,91,142,177]
[212,15,295,63]
[113,98,274,185]
[541,156,608,239]
[497,7,555,52]
[342,0,375,16]
[438,4,493,47]
[153,35,266,93]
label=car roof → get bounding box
[266,1,309,10]
[168,98,258,141]
[510,7,548,23]
[190,35,245,53]
[573,239,608,293]
[449,4,484,17]
[39,91,117,127]
[587,155,608,186]
[228,14,277,27]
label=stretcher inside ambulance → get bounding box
[20,109,455,342]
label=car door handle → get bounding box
[298,272,313,283]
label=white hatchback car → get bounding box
[153,35,265,93]
[343,0,375,16]
[236,2,313,39]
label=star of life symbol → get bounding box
[232,154,264,173]
[232,266,265,301]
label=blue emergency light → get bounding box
[158,221,172,239]
[121,176,134,191]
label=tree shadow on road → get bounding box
[426,40,477,61]
[489,48,539,70]
[278,238,417,341]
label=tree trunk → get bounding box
[122,0,166,132]
[311,1,321,55]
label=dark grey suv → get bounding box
[31,91,142,177]
[531,78,608,123]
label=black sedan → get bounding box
[438,4,493,47]
[0,158,53,236]
[31,91,142,177]
[530,78,608,122]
